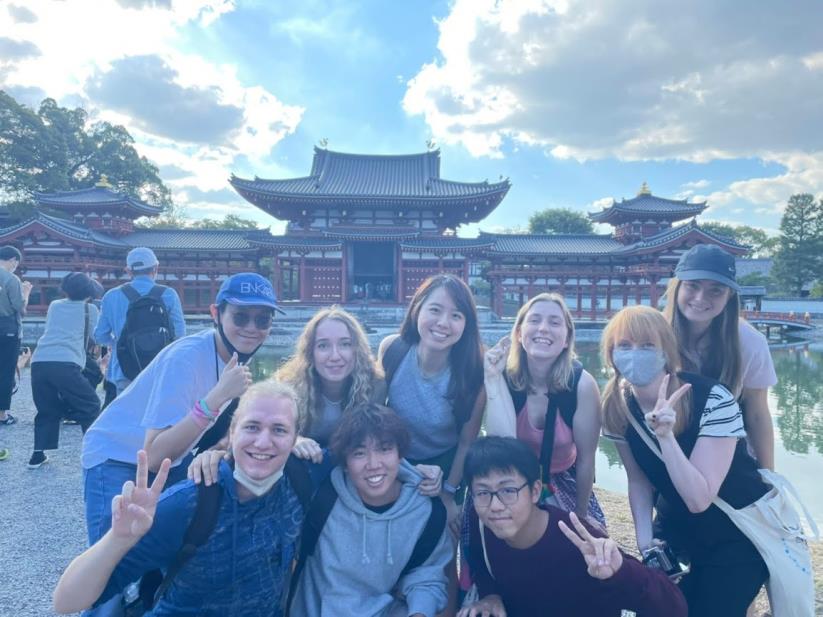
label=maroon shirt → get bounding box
[467,506,686,617]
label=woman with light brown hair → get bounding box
[484,292,605,528]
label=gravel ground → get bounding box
[1,367,819,616]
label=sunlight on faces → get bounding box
[516,300,569,362]
[416,286,467,352]
[676,279,733,327]
[312,318,356,390]
[471,469,540,542]
[344,437,402,507]
[230,394,297,481]
[211,303,273,355]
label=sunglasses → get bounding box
[229,311,273,330]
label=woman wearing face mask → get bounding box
[484,293,605,529]
[53,380,331,616]
[664,244,777,469]
[601,306,770,617]
[377,274,485,528]
[276,307,385,461]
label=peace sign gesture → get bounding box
[558,512,623,580]
[644,374,691,439]
[484,335,511,380]
[111,450,171,542]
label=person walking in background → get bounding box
[0,245,32,426]
[27,273,101,469]
[663,244,778,470]
[94,247,185,399]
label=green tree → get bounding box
[772,194,823,295]
[700,221,777,257]
[0,91,171,218]
[528,208,593,235]
[192,214,260,230]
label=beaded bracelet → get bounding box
[189,399,215,429]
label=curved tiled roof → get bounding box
[35,186,162,217]
[322,228,419,241]
[590,192,706,222]
[246,233,342,250]
[123,229,255,251]
[401,237,496,251]
[230,148,510,200]
[0,212,127,248]
[480,232,623,256]
[615,220,748,254]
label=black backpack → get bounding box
[116,284,173,379]
[286,477,447,613]
[146,457,315,612]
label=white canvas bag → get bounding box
[622,409,818,617]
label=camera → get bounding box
[641,543,689,581]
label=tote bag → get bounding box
[622,409,818,617]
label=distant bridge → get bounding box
[742,311,816,331]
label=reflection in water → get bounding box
[252,338,823,520]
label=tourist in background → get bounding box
[0,245,31,426]
[377,274,485,529]
[94,247,186,398]
[663,243,777,469]
[276,306,385,456]
[484,293,605,529]
[27,273,101,469]
[601,306,772,616]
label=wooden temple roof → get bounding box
[615,220,749,255]
[589,189,706,224]
[35,186,162,218]
[122,229,257,251]
[0,212,129,248]
[230,148,510,221]
[481,232,623,256]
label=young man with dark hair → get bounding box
[0,245,31,426]
[458,437,687,617]
[290,404,452,617]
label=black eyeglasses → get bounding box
[229,311,273,330]
[472,481,530,508]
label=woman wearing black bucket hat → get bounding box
[662,244,777,470]
[27,272,102,469]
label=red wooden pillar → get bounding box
[576,283,583,318]
[606,277,612,314]
[649,275,659,308]
[493,276,504,316]
[622,279,629,308]
[340,244,348,303]
[635,278,642,304]
[396,245,404,303]
[527,277,534,300]
[272,251,283,300]
[590,279,598,320]
[299,254,307,301]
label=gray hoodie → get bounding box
[291,460,453,617]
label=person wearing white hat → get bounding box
[94,247,186,398]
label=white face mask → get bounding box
[233,465,284,497]
[613,348,666,387]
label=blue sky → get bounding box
[2,0,821,236]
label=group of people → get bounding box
[0,239,813,616]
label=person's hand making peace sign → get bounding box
[558,512,623,580]
[644,374,691,439]
[111,450,171,542]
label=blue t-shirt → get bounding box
[82,329,225,469]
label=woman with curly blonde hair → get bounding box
[276,306,385,460]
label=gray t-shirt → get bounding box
[0,268,25,336]
[387,344,458,461]
[307,396,344,446]
[32,299,99,367]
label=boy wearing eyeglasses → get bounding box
[80,273,281,616]
[457,437,686,617]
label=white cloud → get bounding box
[404,0,823,163]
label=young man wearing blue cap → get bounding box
[79,273,280,617]
[94,247,186,398]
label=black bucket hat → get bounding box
[674,244,740,292]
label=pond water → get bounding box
[251,339,823,524]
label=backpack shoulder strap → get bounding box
[119,283,141,303]
[153,482,222,606]
[556,360,584,428]
[400,497,447,578]
[284,456,314,511]
[147,285,168,300]
[381,337,411,386]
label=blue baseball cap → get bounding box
[215,273,285,314]
[674,244,740,293]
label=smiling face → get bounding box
[516,300,569,362]
[416,286,466,352]
[676,279,732,328]
[211,303,273,355]
[344,436,402,507]
[230,394,297,481]
[471,468,540,542]
[312,317,356,390]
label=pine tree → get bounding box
[772,194,823,294]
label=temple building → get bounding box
[0,151,747,317]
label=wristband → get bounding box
[443,482,460,495]
[198,398,214,418]
[189,406,211,429]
